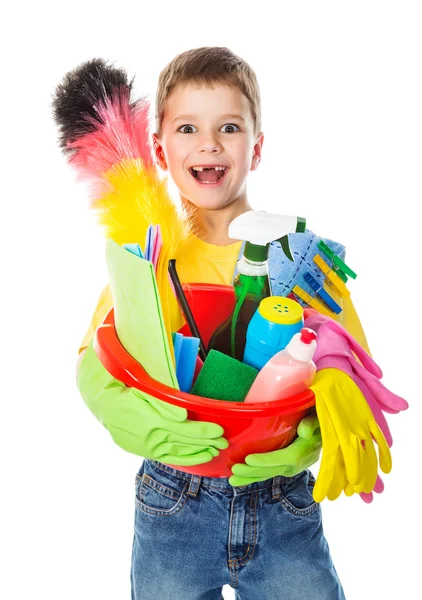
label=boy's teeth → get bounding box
[190,165,227,183]
[192,166,226,171]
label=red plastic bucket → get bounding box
[94,283,315,477]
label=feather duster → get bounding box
[52,58,196,359]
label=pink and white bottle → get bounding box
[244,328,317,403]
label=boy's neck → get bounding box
[184,195,253,246]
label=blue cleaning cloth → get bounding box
[123,243,143,258]
[233,230,346,307]
[176,336,200,393]
[172,332,183,369]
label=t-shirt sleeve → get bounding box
[78,283,114,354]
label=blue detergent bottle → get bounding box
[243,296,304,370]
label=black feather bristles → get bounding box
[51,58,134,154]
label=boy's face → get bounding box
[152,83,263,211]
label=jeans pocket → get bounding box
[279,470,319,517]
[135,463,189,517]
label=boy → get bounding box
[73,47,369,599]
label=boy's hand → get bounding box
[77,342,228,466]
[228,413,321,487]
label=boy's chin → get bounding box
[184,196,233,211]
[181,187,242,212]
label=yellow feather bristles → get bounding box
[93,158,197,249]
[92,158,197,363]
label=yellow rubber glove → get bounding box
[310,368,392,502]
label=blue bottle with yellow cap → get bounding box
[243,296,304,370]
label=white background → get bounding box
[2,1,421,598]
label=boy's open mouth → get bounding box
[189,166,229,185]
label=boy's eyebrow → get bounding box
[172,113,246,123]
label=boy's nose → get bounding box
[199,145,222,155]
[198,134,223,153]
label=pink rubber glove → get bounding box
[359,475,385,504]
[315,353,393,447]
[305,313,409,502]
[305,314,408,416]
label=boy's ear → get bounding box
[152,134,168,170]
[251,133,264,171]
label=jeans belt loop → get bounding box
[272,475,282,500]
[187,474,202,496]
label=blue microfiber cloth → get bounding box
[176,335,200,393]
[269,230,346,300]
[233,230,346,305]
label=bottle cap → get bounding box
[286,328,317,362]
[258,296,304,325]
[243,241,268,262]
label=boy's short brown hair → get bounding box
[154,46,261,138]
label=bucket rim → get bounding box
[94,320,315,418]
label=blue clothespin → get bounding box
[304,272,342,314]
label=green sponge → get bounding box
[191,350,258,402]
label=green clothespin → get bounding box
[317,240,357,282]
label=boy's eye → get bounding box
[178,125,197,133]
[177,123,240,134]
[221,123,240,133]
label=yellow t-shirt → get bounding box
[78,236,370,355]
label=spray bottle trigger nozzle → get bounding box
[278,235,294,262]
[276,215,306,261]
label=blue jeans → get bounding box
[131,459,346,600]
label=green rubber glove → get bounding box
[228,412,322,486]
[77,342,229,466]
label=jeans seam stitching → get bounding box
[151,460,191,482]
[136,480,189,516]
[279,496,319,516]
[135,492,188,516]
[227,495,238,587]
[238,492,258,566]
[142,474,183,500]
[278,483,319,516]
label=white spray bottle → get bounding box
[207,211,306,359]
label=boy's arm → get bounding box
[76,283,113,377]
[322,280,371,356]
[78,283,114,355]
[74,285,229,464]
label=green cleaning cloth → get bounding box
[105,239,178,388]
[191,350,258,402]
